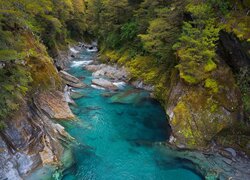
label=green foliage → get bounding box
[0,50,18,61]
[127,55,161,84]
[0,0,86,124]
[207,0,230,15]
[139,2,184,61]
[0,63,32,121]
[121,22,138,40]
[86,0,131,49]
[174,2,220,84]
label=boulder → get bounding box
[59,70,86,88]
[59,71,80,84]
[85,64,103,72]
[85,64,128,81]
[70,91,86,100]
[92,78,118,91]
[166,64,241,149]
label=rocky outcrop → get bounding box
[59,70,87,88]
[217,31,250,72]
[54,50,71,71]
[34,91,75,120]
[166,62,241,149]
[85,64,154,91]
[85,64,128,81]
[0,91,74,179]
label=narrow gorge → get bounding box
[0,0,250,180]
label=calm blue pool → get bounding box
[59,49,203,180]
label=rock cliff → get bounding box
[0,91,74,179]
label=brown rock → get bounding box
[35,91,75,120]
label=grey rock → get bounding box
[225,148,237,157]
[92,78,118,91]
[60,70,87,88]
[131,81,154,91]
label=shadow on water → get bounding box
[155,156,205,179]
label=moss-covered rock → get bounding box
[166,62,241,149]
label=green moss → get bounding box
[126,55,160,84]
[173,101,197,147]
[104,51,120,63]
[205,78,219,93]
[170,86,235,149]
[210,103,218,113]
[179,71,199,84]
[204,60,217,72]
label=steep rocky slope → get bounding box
[0,91,74,179]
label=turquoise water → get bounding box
[61,50,203,180]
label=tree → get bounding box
[173,2,220,84]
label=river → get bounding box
[28,48,203,180]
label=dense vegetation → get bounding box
[0,0,88,127]
[0,0,249,151]
[84,0,250,121]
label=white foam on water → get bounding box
[113,81,126,89]
[91,84,105,90]
[69,47,79,54]
[71,60,93,67]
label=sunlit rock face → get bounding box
[0,92,73,179]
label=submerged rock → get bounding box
[110,89,147,104]
[70,91,87,100]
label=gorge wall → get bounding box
[0,1,88,178]
[0,1,250,178]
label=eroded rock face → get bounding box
[34,91,75,120]
[166,63,241,149]
[0,91,74,179]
